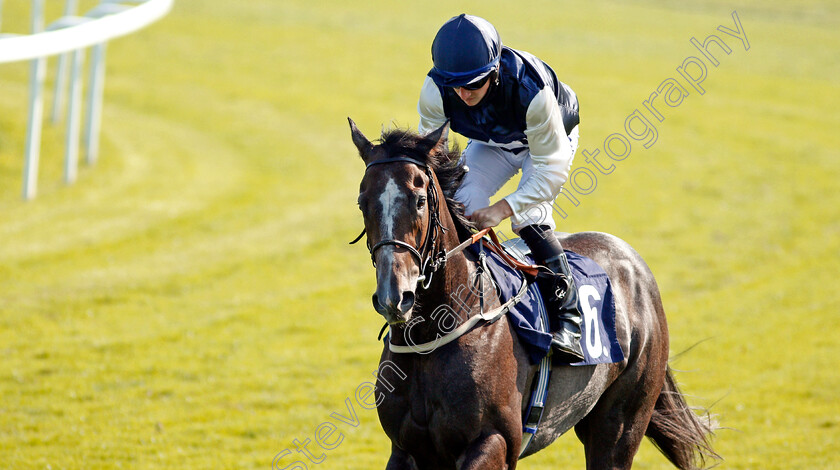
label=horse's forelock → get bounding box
[374,128,475,240]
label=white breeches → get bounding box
[454,126,579,232]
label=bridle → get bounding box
[350,156,542,289]
[350,156,447,289]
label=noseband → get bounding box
[351,156,447,289]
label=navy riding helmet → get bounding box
[429,14,502,88]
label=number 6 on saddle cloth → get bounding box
[474,238,624,366]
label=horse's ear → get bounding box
[421,121,450,156]
[348,117,373,161]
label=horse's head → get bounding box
[349,119,452,325]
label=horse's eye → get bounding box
[416,195,427,210]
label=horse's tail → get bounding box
[645,366,720,469]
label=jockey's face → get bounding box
[453,79,491,107]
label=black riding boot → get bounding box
[519,225,585,362]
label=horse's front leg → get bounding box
[456,431,513,470]
[385,444,416,470]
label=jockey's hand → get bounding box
[468,199,514,229]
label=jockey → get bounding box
[418,14,584,361]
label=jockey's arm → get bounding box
[418,77,512,230]
[417,80,573,230]
[502,88,574,226]
[418,76,447,135]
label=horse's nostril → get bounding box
[372,290,414,318]
[400,291,416,312]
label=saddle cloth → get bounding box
[467,239,624,366]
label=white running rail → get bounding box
[0,0,173,199]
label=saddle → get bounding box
[471,235,623,367]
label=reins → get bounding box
[387,267,529,353]
[351,154,545,352]
[350,155,542,285]
[473,228,542,278]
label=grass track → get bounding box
[1,0,838,468]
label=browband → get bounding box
[365,156,428,169]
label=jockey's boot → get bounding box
[519,225,585,362]
[543,251,585,362]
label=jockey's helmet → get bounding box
[429,14,502,88]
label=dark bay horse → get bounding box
[349,119,717,469]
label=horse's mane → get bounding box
[377,128,476,241]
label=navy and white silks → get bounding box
[418,46,580,231]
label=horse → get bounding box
[348,118,717,470]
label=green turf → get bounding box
[1,0,838,468]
